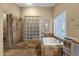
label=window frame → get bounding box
[54,10,67,38]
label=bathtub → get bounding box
[42,37,63,45]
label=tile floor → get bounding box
[4,48,39,56]
[3,40,63,56]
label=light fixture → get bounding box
[45,23,48,26]
[27,3,32,6]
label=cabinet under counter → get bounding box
[63,37,79,56]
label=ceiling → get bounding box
[16,3,56,7]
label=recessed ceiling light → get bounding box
[27,3,32,6]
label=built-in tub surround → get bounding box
[41,37,63,56]
[42,37,63,45]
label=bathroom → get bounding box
[0,3,79,56]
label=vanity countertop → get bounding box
[70,39,79,44]
[64,37,79,44]
[53,36,79,44]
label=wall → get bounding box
[0,3,20,17]
[21,7,54,32]
[0,3,20,55]
[53,3,79,39]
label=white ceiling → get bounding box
[16,3,56,7]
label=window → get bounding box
[54,11,66,38]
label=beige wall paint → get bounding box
[21,7,54,32]
[0,3,20,17]
[53,4,79,38]
[0,3,20,55]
